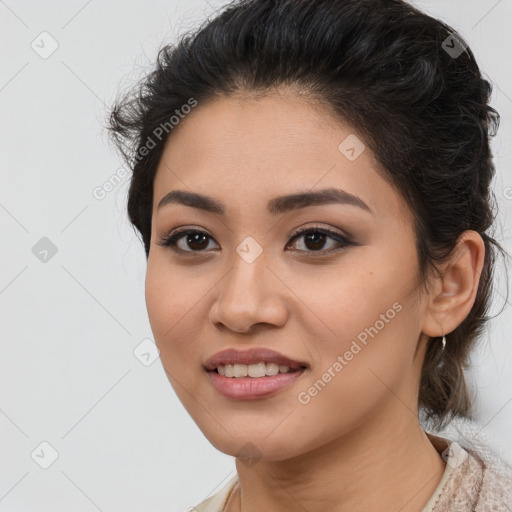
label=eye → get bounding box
[157,225,354,255]
[286,225,354,254]
[157,229,219,253]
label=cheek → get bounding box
[300,259,420,391]
[144,256,203,357]
[292,302,417,449]
[301,260,401,339]
[144,258,210,407]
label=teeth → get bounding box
[215,362,297,378]
[248,362,266,377]
[266,363,279,376]
[233,364,248,378]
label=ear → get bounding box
[421,230,486,338]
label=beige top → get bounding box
[191,433,463,512]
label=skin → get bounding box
[145,89,485,512]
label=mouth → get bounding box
[204,348,309,400]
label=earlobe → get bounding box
[421,230,485,339]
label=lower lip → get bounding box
[206,368,306,400]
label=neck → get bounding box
[229,406,446,512]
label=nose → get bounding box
[208,252,288,334]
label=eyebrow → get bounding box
[157,187,372,215]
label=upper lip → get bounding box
[204,348,308,371]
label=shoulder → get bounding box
[190,476,238,512]
[426,426,512,511]
[475,449,512,511]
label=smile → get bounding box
[206,365,307,400]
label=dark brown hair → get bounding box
[107,0,509,430]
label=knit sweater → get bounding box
[423,416,512,511]
[191,417,512,511]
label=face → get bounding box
[145,90,430,461]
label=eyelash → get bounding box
[157,225,354,256]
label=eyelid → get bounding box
[288,223,350,241]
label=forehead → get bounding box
[152,92,411,223]
[158,91,350,166]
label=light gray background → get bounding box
[0,1,511,511]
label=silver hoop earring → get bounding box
[441,335,446,351]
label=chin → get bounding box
[197,422,306,463]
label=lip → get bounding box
[206,368,307,400]
[204,348,308,371]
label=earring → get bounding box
[441,335,446,351]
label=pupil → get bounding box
[188,233,208,250]
[305,232,326,250]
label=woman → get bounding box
[107,0,512,510]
